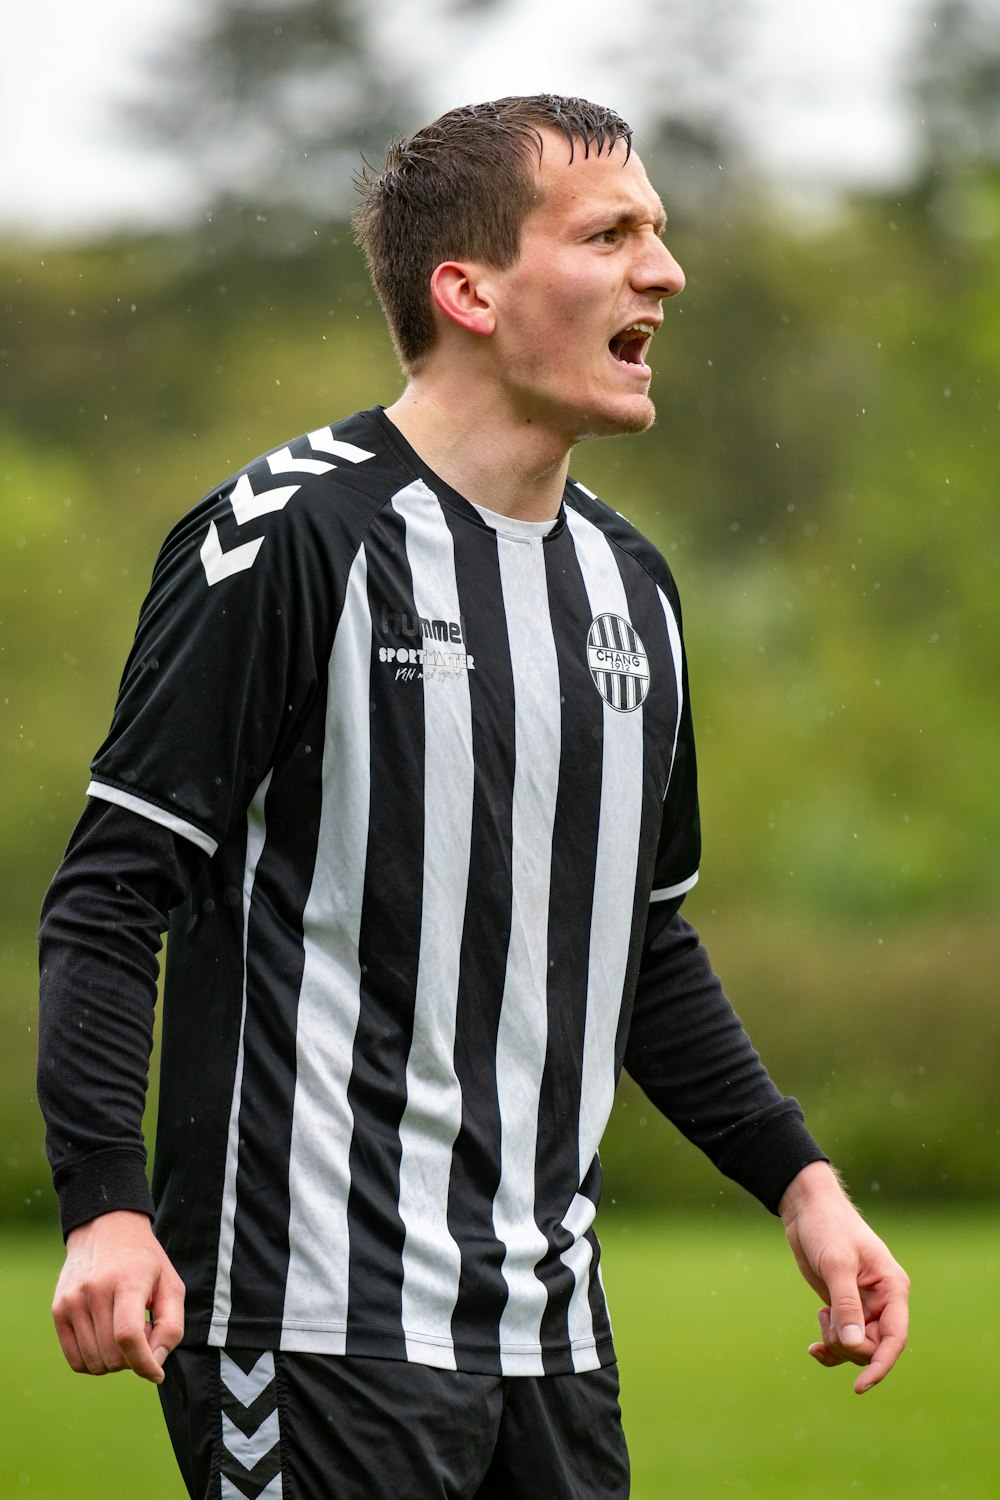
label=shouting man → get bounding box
[39,96,909,1499]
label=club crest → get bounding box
[587,614,649,712]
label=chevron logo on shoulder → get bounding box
[218,1350,284,1498]
[200,428,375,586]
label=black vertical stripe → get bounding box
[154,821,250,1321]
[344,506,425,1357]
[226,688,328,1334]
[441,512,516,1372]
[609,548,682,1074]
[534,529,606,1370]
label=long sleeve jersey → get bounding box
[39,407,825,1376]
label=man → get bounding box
[38,96,909,1499]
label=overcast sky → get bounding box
[3,0,931,237]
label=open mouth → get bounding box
[608,322,656,368]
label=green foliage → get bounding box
[603,904,1000,1208]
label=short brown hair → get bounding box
[353,95,632,370]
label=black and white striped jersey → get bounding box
[85,406,703,1374]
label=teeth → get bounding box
[624,323,655,336]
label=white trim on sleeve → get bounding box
[87,781,219,856]
[650,870,699,902]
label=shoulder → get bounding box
[154,408,416,584]
[565,477,682,613]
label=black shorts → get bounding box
[159,1346,630,1499]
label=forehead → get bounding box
[528,130,665,231]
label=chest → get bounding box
[337,494,681,821]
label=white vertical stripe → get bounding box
[564,508,647,1367]
[392,482,471,1368]
[210,773,272,1341]
[493,534,562,1371]
[558,1193,603,1374]
[279,547,372,1349]
[658,586,685,781]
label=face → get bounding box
[484,132,685,445]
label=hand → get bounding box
[52,1210,185,1384]
[779,1162,909,1395]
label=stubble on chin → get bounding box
[573,396,657,444]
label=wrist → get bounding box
[778,1160,845,1223]
[66,1208,154,1249]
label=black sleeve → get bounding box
[649,621,700,900]
[37,799,206,1238]
[624,900,828,1213]
[88,453,342,852]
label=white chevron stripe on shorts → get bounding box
[222,1409,280,1469]
[219,1351,283,1499]
[221,1477,283,1500]
[220,1350,277,1407]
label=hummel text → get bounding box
[380,603,466,646]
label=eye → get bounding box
[590,228,621,245]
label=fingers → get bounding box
[52,1253,186,1383]
[112,1283,171,1383]
[855,1328,907,1395]
[808,1303,908,1395]
[52,1307,88,1375]
[855,1283,910,1394]
[54,1277,153,1380]
[809,1307,875,1367]
[53,1279,130,1377]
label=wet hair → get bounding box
[353,94,633,370]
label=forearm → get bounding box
[37,800,202,1237]
[625,905,826,1211]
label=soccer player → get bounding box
[38,95,909,1498]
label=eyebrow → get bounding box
[585,204,669,236]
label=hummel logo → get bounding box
[377,602,475,677]
[200,430,375,586]
[379,603,466,647]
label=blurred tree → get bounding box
[126,0,431,234]
[907,0,1000,235]
[912,0,1000,172]
[126,0,754,235]
[616,0,756,216]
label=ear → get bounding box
[429,262,496,339]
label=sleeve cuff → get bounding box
[53,1148,155,1241]
[717,1108,829,1215]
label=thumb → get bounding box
[147,1264,186,1369]
[827,1274,865,1348]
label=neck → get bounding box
[384,379,572,523]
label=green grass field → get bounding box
[2,1210,993,1498]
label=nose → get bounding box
[635,236,685,299]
